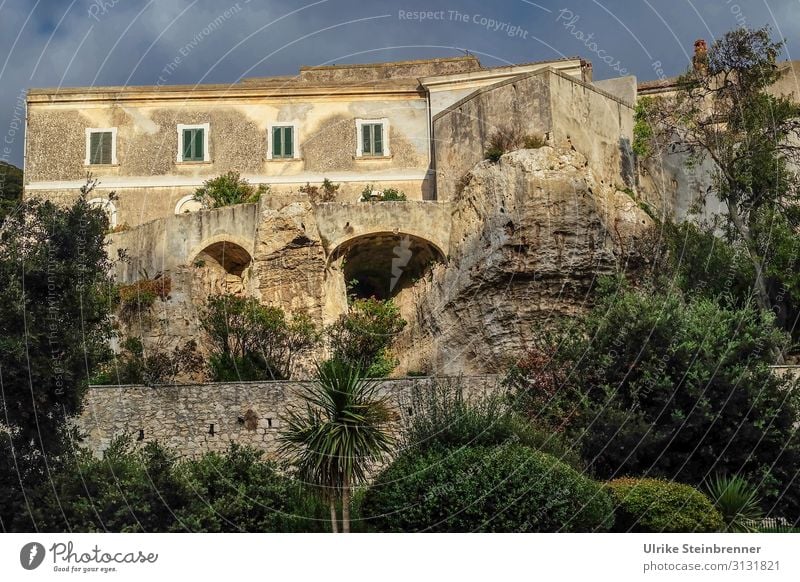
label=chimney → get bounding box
[692,39,708,75]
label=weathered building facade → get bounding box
[24,55,588,226]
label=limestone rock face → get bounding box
[394,146,652,375]
[253,200,328,320]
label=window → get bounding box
[177,123,210,163]
[267,122,300,160]
[85,128,117,165]
[272,126,293,158]
[356,118,390,158]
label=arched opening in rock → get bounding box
[197,241,252,276]
[331,233,445,300]
[194,241,253,296]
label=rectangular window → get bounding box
[182,128,205,161]
[89,131,113,164]
[271,126,294,159]
[361,123,384,156]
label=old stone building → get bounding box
[23,48,800,456]
[22,51,800,378]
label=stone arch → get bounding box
[174,194,203,214]
[88,197,117,228]
[190,236,254,296]
[328,231,446,300]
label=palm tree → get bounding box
[706,474,763,532]
[278,360,395,532]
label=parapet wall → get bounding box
[432,68,635,202]
[433,71,553,202]
[77,376,501,458]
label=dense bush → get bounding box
[403,377,582,469]
[361,445,612,532]
[177,445,329,532]
[200,293,318,381]
[18,440,328,533]
[91,336,202,386]
[606,478,723,533]
[0,181,115,530]
[193,171,267,208]
[509,281,800,522]
[325,297,406,376]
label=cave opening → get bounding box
[333,233,445,301]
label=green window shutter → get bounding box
[182,128,204,161]
[194,129,204,161]
[283,127,293,158]
[373,124,383,156]
[89,132,101,164]
[362,123,371,155]
[89,131,112,164]
[272,126,282,157]
[183,129,193,160]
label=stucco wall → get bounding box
[548,70,635,188]
[76,375,501,458]
[25,93,432,224]
[432,72,553,201]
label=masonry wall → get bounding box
[25,92,432,225]
[432,72,553,202]
[548,70,635,189]
[76,376,501,458]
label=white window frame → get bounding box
[177,123,211,163]
[84,127,118,166]
[355,118,390,158]
[267,121,301,160]
[88,197,118,228]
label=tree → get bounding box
[0,179,115,530]
[325,297,406,377]
[278,360,395,533]
[199,294,317,381]
[0,161,23,224]
[636,27,800,345]
[193,171,267,208]
[509,281,800,522]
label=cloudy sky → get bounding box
[1,0,798,167]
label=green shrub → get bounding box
[177,445,329,532]
[325,297,406,377]
[403,377,582,469]
[200,294,318,381]
[511,281,800,520]
[606,478,723,533]
[485,146,505,163]
[34,440,329,532]
[484,127,546,162]
[193,171,267,208]
[360,184,407,202]
[360,445,612,532]
[91,336,202,385]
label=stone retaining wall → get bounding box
[77,375,501,458]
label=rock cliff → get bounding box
[393,146,652,375]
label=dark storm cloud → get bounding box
[1,0,798,167]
